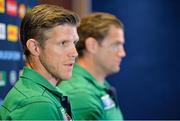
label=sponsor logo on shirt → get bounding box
[7,24,18,42]
[101,94,115,110]
[0,71,6,86]
[0,23,6,40]
[0,0,5,13]
[6,0,17,16]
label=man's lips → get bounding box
[64,62,75,69]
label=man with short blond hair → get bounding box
[0,4,79,120]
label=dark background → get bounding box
[92,0,180,119]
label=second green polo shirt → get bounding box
[59,64,124,120]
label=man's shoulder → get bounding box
[0,95,62,120]
[2,89,54,109]
[1,82,58,114]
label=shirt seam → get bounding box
[14,86,28,98]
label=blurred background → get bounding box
[0,0,180,119]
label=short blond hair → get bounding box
[76,12,124,57]
[20,4,79,57]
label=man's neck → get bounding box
[26,57,58,86]
[77,57,106,85]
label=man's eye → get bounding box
[62,41,66,45]
[60,41,69,47]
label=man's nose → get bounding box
[117,47,126,58]
[70,45,78,58]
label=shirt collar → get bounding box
[20,67,63,97]
[73,64,110,90]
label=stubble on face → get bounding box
[38,25,78,84]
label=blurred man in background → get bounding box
[59,12,126,120]
[0,4,79,120]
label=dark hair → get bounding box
[20,4,79,57]
[76,12,124,57]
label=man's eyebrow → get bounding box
[114,41,125,45]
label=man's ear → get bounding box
[85,37,98,54]
[26,39,40,56]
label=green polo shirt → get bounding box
[59,64,124,120]
[0,67,71,120]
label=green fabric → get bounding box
[59,64,124,120]
[0,67,69,120]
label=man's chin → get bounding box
[112,67,120,73]
[107,69,120,76]
[64,74,72,80]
